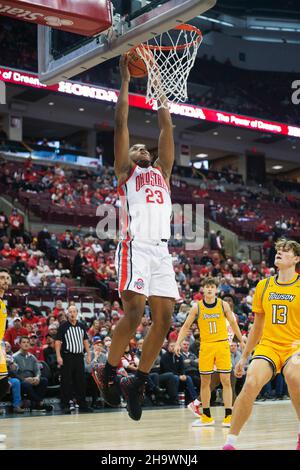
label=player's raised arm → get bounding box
[114,55,133,179]
[155,93,174,181]
[174,304,198,356]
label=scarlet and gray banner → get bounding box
[0,0,112,35]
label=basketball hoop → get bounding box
[135,24,203,109]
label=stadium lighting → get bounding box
[272,165,283,170]
[197,15,234,27]
[196,153,208,158]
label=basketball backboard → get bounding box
[38,0,216,85]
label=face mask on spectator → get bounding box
[100,329,108,336]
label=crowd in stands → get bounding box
[0,150,297,414]
[2,152,300,245]
[1,204,291,413]
[1,17,300,125]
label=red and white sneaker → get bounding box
[187,401,202,417]
[296,435,300,450]
[222,444,236,450]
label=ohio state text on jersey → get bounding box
[118,164,172,240]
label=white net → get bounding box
[136,25,202,110]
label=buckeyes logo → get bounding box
[134,278,145,290]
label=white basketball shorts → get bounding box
[115,239,180,299]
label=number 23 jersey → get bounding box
[118,164,172,241]
[252,274,300,347]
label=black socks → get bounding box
[203,408,211,418]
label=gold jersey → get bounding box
[197,298,228,343]
[252,274,300,347]
[0,297,8,378]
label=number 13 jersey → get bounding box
[252,274,300,347]
[118,164,172,241]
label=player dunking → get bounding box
[0,268,11,442]
[96,54,179,421]
[175,277,244,427]
[223,239,300,450]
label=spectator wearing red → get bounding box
[13,244,29,262]
[263,235,273,256]
[22,307,40,331]
[260,261,270,277]
[9,208,24,239]
[255,219,270,235]
[52,300,64,319]
[28,333,45,361]
[4,317,29,352]
[35,316,48,342]
[192,188,209,199]
[27,254,39,269]
[193,291,203,301]
[168,324,181,343]
[1,243,12,258]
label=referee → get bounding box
[55,305,92,413]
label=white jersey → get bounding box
[118,164,172,241]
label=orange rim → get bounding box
[140,24,202,52]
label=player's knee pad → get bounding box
[0,377,9,399]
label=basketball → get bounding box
[127,48,148,78]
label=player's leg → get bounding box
[188,373,220,418]
[0,377,10,442]
[95,291,146,407]
[108,291,146,365]
[282,355,300,450]
[216,341,233,426]
[200,374,212,411]
[219,373,233,427]
[121,295,174,421]
[223,359,273,449]
[139,296,174,372]
[192,374,215,426]
[193,342,215,425]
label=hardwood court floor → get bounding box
[0,401,298,450]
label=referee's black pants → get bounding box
[61,353,86,408]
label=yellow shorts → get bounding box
[252,342,300,376]
[199,340,231,375]
[0,349,7,378]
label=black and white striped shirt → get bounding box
[56,321,88,354]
